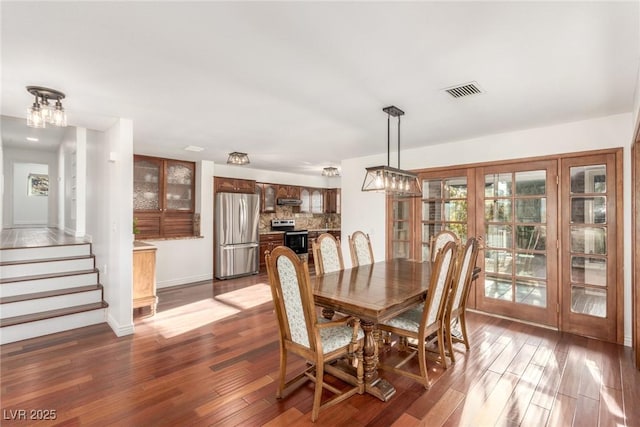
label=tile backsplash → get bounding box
[259,206,340,232]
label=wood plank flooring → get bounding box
[1,274,638,426]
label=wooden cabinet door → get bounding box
[214,177,238,193]
[324,189,337,213]
[277,185,300,199]
[235,178,256,194]
[164,160,194,213]
[263,184,277,212]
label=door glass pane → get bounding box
[486,225,512,249]
[392,241,410,259]
[515,198,546,223]
[444,178,467,198]
[166,164,193,211]
[515,253,546,279]
[515,278,547,307]
[515,225,546,251]
[394,200,409,220]
[485,173,513,197]
[570,227,606,255]
[570,197,606,224]
[485,250,512,274]
[485,200,512,222]
[570,165,606,193]
[423,180,442,198]
[515,170,546,195]
[393,221,410,241]
[571,256,607,287]
[485,277,512,301]
[444,200,467,221]
[423,201,442,221]
[571,286,606,317]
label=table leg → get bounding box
[361,320,396,401]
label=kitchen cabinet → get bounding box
[311,189,323,213]
[134,155,195,239]
[259,233,284,272]
[256,182,277,213]
[276,185,300,200]
[300,188,311,212]
[324,188,340,214]
[214,176,256,194]
[133,241,157,316]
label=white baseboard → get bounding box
[107,313,134,337]
[157,273,213,289]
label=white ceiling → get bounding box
[2,1,639,175]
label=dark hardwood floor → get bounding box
[1,273,638,426]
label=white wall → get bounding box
[101,118,134,337]
[12,162,48,225]
[342,112,634,345]
[2,146,58,228]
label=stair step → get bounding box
[0,256,95,279]
[0,284,103,304]
[0,301,108,328]
[0,268,98,290]
[0,286,104,319]
[0,243,92,263]
[0,302,108,345]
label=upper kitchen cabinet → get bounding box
[134,155,196,239]
[300,188,311,212]
[311,188,323,213]
[256,182,277,213]
[214,177,256,194]
[324,188,340,213]
[276,185,300,200]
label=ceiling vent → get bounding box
[444,81,483,98]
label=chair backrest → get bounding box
[348,231,374,267]
[265,246,317,351]
[430,230,460,262]
[449,237,480,314]
[423,241,457,328]
[313,233,344,276]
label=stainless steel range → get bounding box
[271,219,309,256]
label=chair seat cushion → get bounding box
[379,307,423,333]
[318,318,364,354]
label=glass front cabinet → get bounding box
[134,155,196,239]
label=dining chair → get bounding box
[312,232,344,276]
[430,230,460,262]
[444,237,480,363]
[377,241,458,388]
[265,246,363,422]
[348,230,374,267]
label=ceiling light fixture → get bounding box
[227,152,250,165]
[322,166,340,177]
[361,106,421,197]
[26,86,67,128]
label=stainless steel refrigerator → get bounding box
[215,192,260,279]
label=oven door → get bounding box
[284,231,308,255]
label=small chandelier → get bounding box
[227,152,250,165]
[26,86,67,128]
[361,106,421,197]
[322,166,340,177]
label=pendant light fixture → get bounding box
[361,106,421,197]
[26,86,67,128]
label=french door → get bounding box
[475,160,559,326]
[560,153,620,342]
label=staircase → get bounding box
[0,241,108,345]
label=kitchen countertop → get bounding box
[259,228,341,235]
[133,241,157,251]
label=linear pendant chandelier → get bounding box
[361,106,421,197]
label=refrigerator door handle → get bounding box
[221,243,259,250]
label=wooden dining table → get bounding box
[312,258,433,401]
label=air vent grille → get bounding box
[444,82,483,98]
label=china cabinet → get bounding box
[134,155,196,239]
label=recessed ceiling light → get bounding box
[184,145,204,152]
[26,137,39,142]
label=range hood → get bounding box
[277,198,302,206]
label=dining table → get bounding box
[312,258,433,401]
